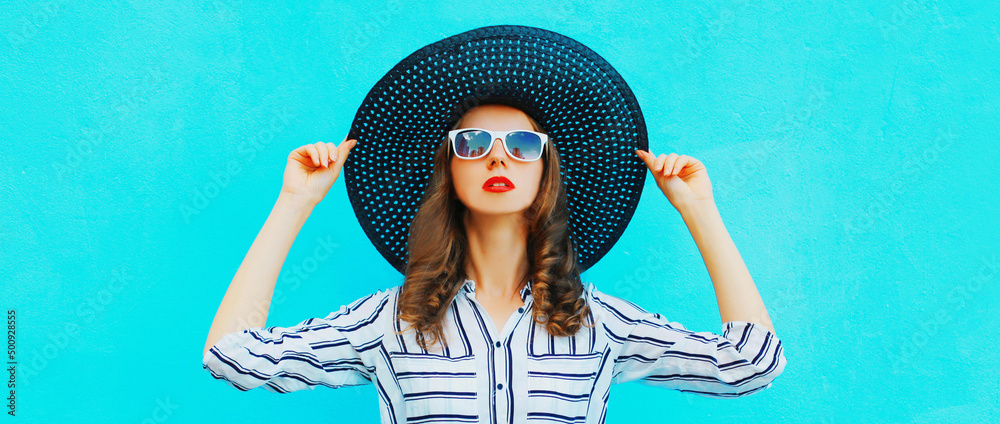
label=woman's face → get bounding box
[450,104,545,217]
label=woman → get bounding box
[202,25,786,423]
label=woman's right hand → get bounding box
[280,136,358,206]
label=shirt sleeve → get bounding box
[202,287,395,393]
[610,312,787,398]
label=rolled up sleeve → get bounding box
[202,287,394,393]
[610,314,787,398]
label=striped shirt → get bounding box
[203,279,787,423]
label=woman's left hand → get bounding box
[636,150,715,212]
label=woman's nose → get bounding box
[485,138,509,165]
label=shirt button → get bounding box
[494,341,501,348]
[496,383,503,390]
[517,307,524,313]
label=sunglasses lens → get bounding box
[506,131,543,160]
[455,130,492,158]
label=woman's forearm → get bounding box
[202,191,317,357]
[678,199,777,336]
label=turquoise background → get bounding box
[2,1,998,422]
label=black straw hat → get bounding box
[345,24,648,275]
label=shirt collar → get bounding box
[463,278,533,302]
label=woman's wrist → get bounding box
[677,197,718,223]
[276,190,319,219]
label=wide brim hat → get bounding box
[345,24,647,275]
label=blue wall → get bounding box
[2,1,997,422]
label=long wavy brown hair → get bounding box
[394,105,595,352]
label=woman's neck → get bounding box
[463,211,529,302]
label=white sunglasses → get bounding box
[448,127,549,162]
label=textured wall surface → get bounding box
[2,1,998,423]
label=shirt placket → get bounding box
[493,337,509,423]
[464,279,533,424]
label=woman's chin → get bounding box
[465,203,531,218]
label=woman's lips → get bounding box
[483,176,514,192]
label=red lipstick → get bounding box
[483,176,515,192]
